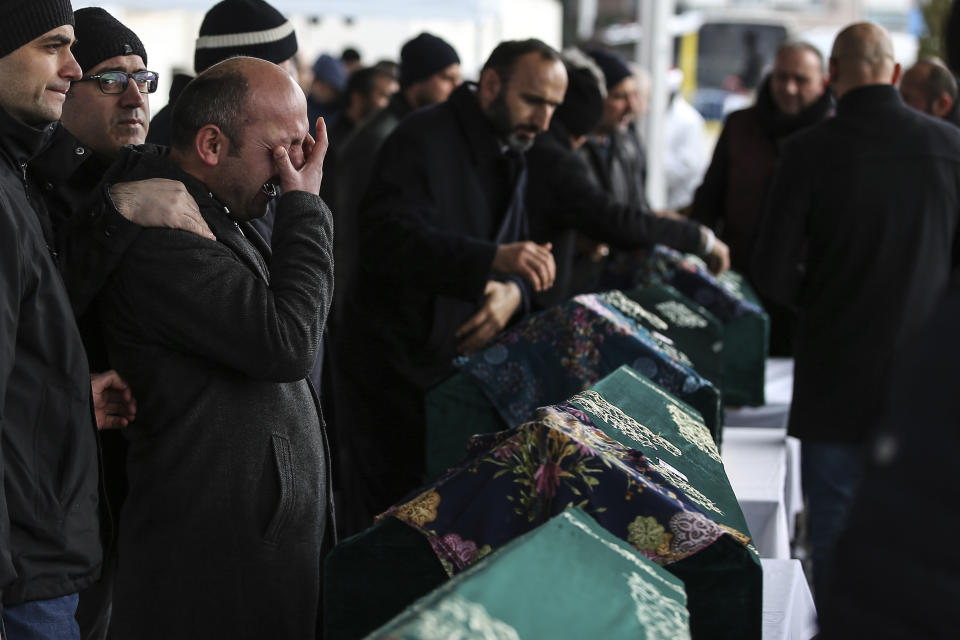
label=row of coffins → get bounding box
[326,366,762,639]
[426,247,769,479]
[324,249,770,639]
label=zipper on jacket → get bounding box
[20,160,59,262]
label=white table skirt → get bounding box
[761,558,817,640]
[722,427,794,559]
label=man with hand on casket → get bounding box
[525,48,729,309]
[333,39,565,536]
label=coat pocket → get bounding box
[263,434,295,545]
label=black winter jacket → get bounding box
[0,107,102,607]
[526,122,704,308]
[753,85,960,443]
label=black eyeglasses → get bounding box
[75,70,159,95]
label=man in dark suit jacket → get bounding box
[333,39,564,535]
[753,22,960,603]
[96,57,333,639]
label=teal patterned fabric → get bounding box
[368,508,691,640]
[631,246,769,406]
[437,293,721,471]
[391,369,760,638]
[623,284,724,391]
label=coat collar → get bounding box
[0,105,60,172]
[112,147,271,281]
[754,74,835,137]
[448,82,511,168]
[836,84,902,116]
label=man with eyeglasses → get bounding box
[31,7,212,322]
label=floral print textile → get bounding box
[634,246,764,321]
[383,402,750,577]
[454,292,722,437]
[634,246,769,406]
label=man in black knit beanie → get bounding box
[0,1,124,637]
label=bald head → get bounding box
[171,56,303,152]
[171,55,310,221]
[829,22,901,98]
[901,58,958,118]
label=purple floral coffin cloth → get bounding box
[381,388,761,638]
[454,291,722,436]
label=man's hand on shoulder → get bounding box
[455,280,522,355]
[90,370,137,430]
[109,179,215,240]
[493,241,556,292]
[273,116,328,196]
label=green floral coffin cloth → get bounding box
[425,292,722,478]
[332,372,760,639]
[632,245,769,406]
[366,508,691,640]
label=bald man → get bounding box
[900,57,960,126]
[95,57,333,638]
[753,22,960,604]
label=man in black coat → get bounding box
[0,1,140,635]
[95,57,334,639]
[334,39,564,535]
[753,22,960,603]
[581,48,647,211]
[526,49,729,308]
[817,281,960,638]
[692,41,833,355]
[331,32,461,327]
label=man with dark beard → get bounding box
[691,40,833,355]
[333,39,565,535]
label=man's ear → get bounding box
[890,62,902,87]
[194,125,229,167]
[826,57,838,90]
[933,92,955,119]
[477,67,502,109]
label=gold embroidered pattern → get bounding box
[394,489,442,526]
[599,290,669,331]
[655,300,709,329]
[568,390,682,457]
[390,595,521,640]
[625,571,691,638]
[650,461,723,515]
[666,404,721,462]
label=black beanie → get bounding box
[586,47,633,91]
[72,8,147,73]
[193,0,297,74]
[557,64,604,137]
[400,32,459,88]
[0,0,74,59]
